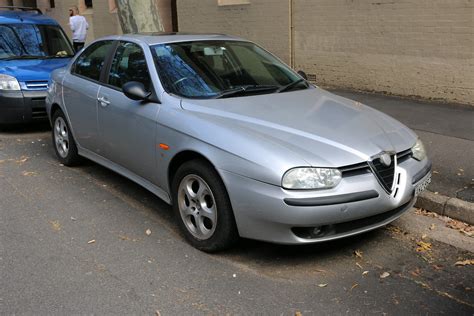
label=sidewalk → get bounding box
[330,89,474,223]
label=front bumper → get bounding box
[220,157,431,244]
[0,90,48,124]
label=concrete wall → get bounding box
[177,0,474,105]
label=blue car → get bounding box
[0,6,74,124]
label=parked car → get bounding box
[0,6,74,124]
[46,33,432,252]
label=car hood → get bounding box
[0,58,70,82]
[180,88,417,168]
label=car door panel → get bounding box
[97,41,160,183]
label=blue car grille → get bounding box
[24,80,49,90]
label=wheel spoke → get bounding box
[177,174,218,240]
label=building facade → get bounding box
[0,0,176,43]
[178,0,474,105]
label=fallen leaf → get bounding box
[429,224,436,230]
[421,234,428,239]
[22,171,37,176]
[155,310,161,316]
[354,250,363,259]
[145,229,152,236]
[380,272,390,279]
[454,259,474,266]
[410,268,421,277]
[49,220,61,231]
[355,262,364,270]
[416,241,432,252]
[432,264,444,271]
[88,239,96,244]
[362,271,369,276]
[350,283,359,291]
[433,170,439,174]
[318,283,328,288]
[459,168,464,172]
[295,312,302,316]
[16,156,28,164]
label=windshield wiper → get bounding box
[213,85,279,99]
[277,78,308,93]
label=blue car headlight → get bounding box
[411,138,426,161]
[282,167,342,189]
[0,74,21,91]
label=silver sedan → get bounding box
[46,33,432,252]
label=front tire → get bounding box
[172,160,239,252]
[52,109,81,166]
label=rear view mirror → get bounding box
[297,70,308,80]
[122,81,152,101]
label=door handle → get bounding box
[97,96,110,107]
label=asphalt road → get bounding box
[0,125,473,315]
[331,90,474,202]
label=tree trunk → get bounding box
[116,0,164,34]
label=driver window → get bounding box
[108,41,151,92]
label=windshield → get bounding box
[0,24,74,60]
[151,40,308,99]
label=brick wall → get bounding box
[177,0,474,105]
[177,0,290,63]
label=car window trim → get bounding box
[101,40,159,102]
[70,40,117,85]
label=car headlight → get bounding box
[411,138,426,161]
[282,167,342,189]
[0,74,21,91]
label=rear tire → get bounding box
[172,159,239,252]
[52,109,81,166]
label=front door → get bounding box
[63,40,115,153]
[97,41,159,182]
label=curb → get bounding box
[415,190,474,225]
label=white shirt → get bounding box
[69,15,89,42]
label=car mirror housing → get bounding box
[297,70,308,81]
[122,81,152,101]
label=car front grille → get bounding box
[370,154,396,192]
[25,80,49,90]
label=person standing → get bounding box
[69,6,89,52]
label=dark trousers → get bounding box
[73,42,85,53]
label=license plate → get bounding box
[415,173,431,196]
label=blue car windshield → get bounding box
[151,41,308,99]
[0,24,74,60]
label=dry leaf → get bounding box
[318,283,328,288]
[295,312,302,316]
[354,250,363,259]
[145,229,152,236]
[362,271,369,276]
[49,220,61,232]
[421,234,428,239]
[22,171,37,176]
[416,241,432,252]
[350,283,359,291]
[155,310,161,316]
[429,224,435,230]
[380,272,390,279]
[355,262,363,270]
[88,239,96,244]
[454,259,474,266]
[433,170,439,174]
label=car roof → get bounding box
[101,32,247,46]
[0,8,59,25]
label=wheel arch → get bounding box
[168,150,219,196]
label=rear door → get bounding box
[97,41,160,182]
[62,40,115,153]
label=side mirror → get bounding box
[122,81,152,101]
[297,70,308,81]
